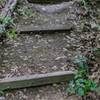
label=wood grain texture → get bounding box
[0,71,75,90]
[16,22,73,33]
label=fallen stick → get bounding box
[0,71,75,90]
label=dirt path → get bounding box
[0,0,100,100]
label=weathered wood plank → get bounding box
[16,23,73,33]
[0,71,74,90]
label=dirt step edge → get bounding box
[0,71,75,90]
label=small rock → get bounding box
[52,66,57,70]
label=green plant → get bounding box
[0,17,13,25]
[6,29,16,39]
[0,17,13,35]
[74,54,88,71]
[82,0,91,7]
[17,6,33,18]
[67,54,97,96]
[77,0,93,17]
[80,0,92,11]
[0,17,16,39]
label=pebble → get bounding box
[52,66,57,70]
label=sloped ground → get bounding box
[1,32,77,77]
[0,0,100,100]
[0,0,81,78]
[5,84,69,100]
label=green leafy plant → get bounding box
[0,17,16,39]
[0,17,13,25]
[80,0,92,10]
[17,6,33,18]
[67,54,97,96]
[77,0,93,16]
[74,54,88,70]
[0,17,13,33]
[6,29,16,39]
[81,0,92,7]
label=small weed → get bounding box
[82,0,91,7]
[0,17,16,39]
[67,54,98,96]
[77,0,97,19]
[74,54,88,71]
[17,6,33,18]
[78,0,92,11]
[0,17,13,25]
[6,29,16,39]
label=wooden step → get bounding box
[0,71,74,90]
[16,22,73,33]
